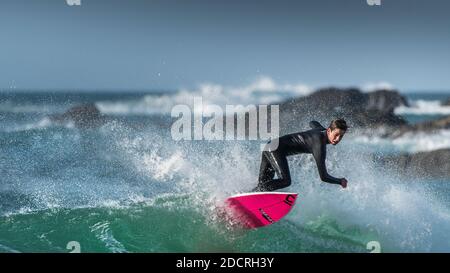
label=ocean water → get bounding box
[396,92,450,124]
[1,87,450,253]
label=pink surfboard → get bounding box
[225,192,298,229]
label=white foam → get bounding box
[0,243,20,253]
[290,145,450,252]
[392,130,450,152]
[2,117,53,133]
[395,99,450,115]
[0,101,53,114]
[3,118,450,252]
[90,221,128,253]
[96,76,313,115]
[361,81,395,92]
[352,129,450,153]
[140,151,185,181]
[1,117,76,133]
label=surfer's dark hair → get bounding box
[329,119,348,131]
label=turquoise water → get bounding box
[0,197,376,253]
[1,91,450,253]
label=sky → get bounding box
[0,0,449,92]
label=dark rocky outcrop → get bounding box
[366,89,409,113]
[443,97,450,106]
[49,103,106,128]
[389,115,450,138]
[276,87,408,133]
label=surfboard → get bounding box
[225,192,298,229]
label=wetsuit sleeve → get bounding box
[309,120,326,131]
[311,142,342,185]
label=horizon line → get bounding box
[1,88,449,94]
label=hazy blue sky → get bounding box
[1,0,449,92]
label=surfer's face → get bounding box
[327,128,345,145]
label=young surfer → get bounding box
[253,119,348,191]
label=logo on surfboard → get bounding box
[258,208,274,224]
[284,194,296,206]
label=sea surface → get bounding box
[1,87,450,253]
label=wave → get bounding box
[0,100,63,114]
[0,243,20,253]
[395,99,450,115]
[69,122,450,251]
[90,221,128,253]
[361,81,395,92]
[1,117,52,133]
[95,79,398,116]
[2,96,450,252]
[96,76,313,115]
[0,117,76,133]
[352,129,450,153]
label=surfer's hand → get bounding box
[340,178,348,188]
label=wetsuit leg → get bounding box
[258,151,275,186]
[253,150,291,192]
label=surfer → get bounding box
[253,119,348,192]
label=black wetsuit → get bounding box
[254,121,342,192]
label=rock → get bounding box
[276,87,408,133]
[50,103,106,128]
[443,97,450,106]
[389,115,450,137]
[366,89,409,113]
[378,148,450,179]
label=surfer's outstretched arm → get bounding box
[311,142,342,185]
